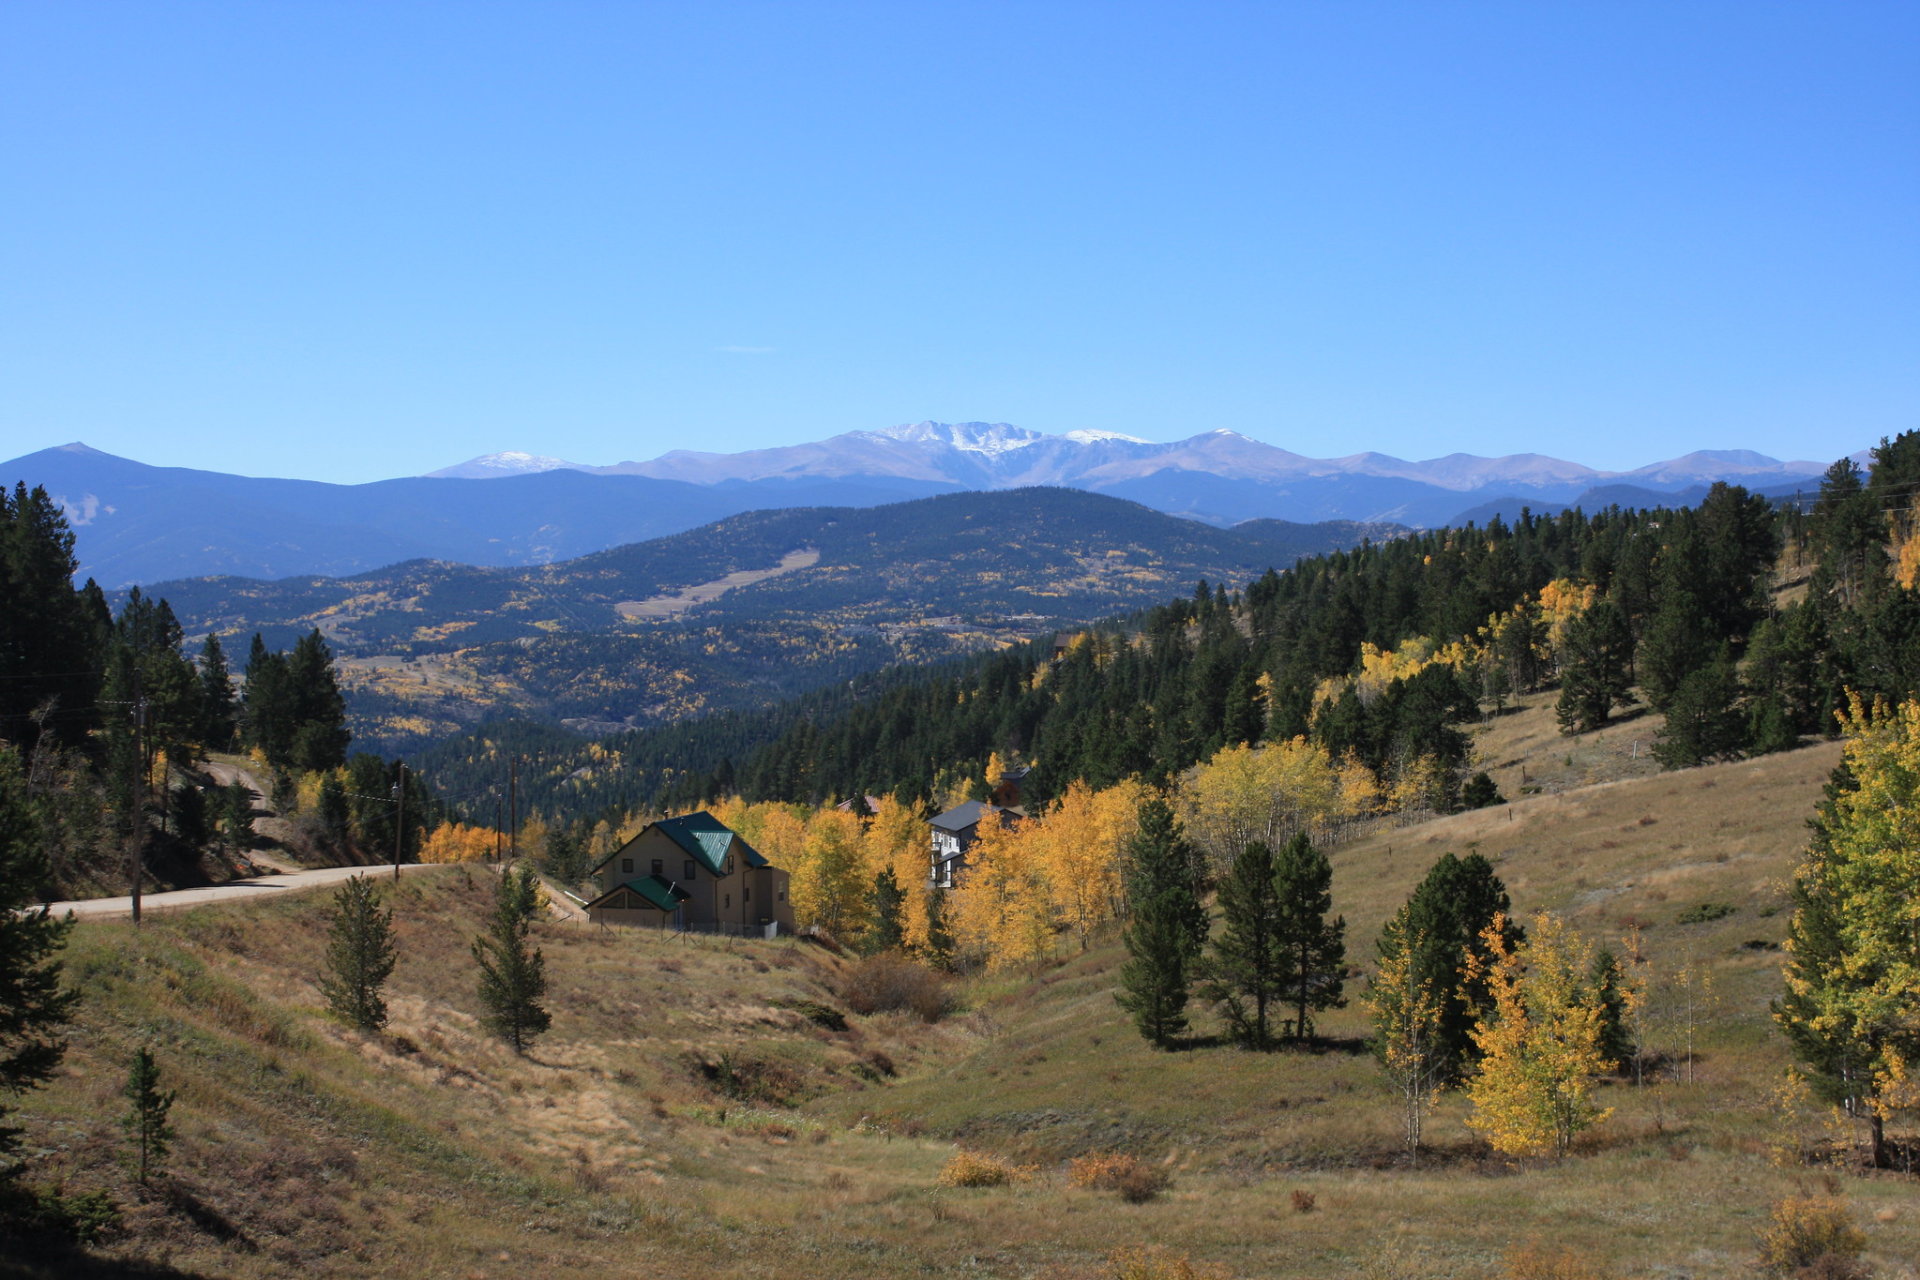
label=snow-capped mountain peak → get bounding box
[1064,428,1151,445]
[428,451,578,480]
[871,421,1044,455]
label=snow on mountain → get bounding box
[420,423,1836,525]
[428,451,580,479]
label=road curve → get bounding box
[37,863,438,921]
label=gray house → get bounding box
[929,799,1022,889]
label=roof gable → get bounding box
[585,875,691,912]
[590,810,771,876]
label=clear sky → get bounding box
[2,2,1914,484]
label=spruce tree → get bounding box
[1115,798,1204,1049]
[0,746,78,1175]
[1377,852,1520,1083]
[866,867,905,954]
[1273,832,1346,1042]
[1199,841,1285,1048]
[1555,600,1633,734]
[121,1047,176,1186]
[320,875,398,1031]
[198,633,238,752]
[474,865,550,1052]
[1587,948,1636,1074]
[1652,656,1748,768]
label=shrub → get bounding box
[937,1150,1016,1187]
[1502,1240,1610,1279]
[1756,1195,1868,1277]
[1289,1188,1316,1214]
[840,951,952,1022]
[1107,1246,1228,1280]
[770,997,848,1031]
[1069,1153,1170,1203]
[1678,902,1738,924]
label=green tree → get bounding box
[287,630,350,773]
[1115,798,1204,1048]
[1199,841,1285,1048]
[221,780,255,856]
[121,1047,176,1186]
[0,483,104,751]
[1556,600,1633,734]
[866,867,906,955]
[1273,832,1346,1041]
[1775,697,1920,1167]
[1587,947,1636,1075]
[1652,654,1748,769]
[0,746,78,1176]
[1376,852,1520,1084]
[197,633,238,752]
[320,876,398,1031]
[474,865,550,1052]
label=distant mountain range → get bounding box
[143,487,1392,752]
[4,424,1839,587]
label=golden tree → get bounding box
[1465,911,1614,1156]
[1367,925,1447,1156]
[948,812,1054,969]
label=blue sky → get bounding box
[2,2,1913,484]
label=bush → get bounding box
[1107,1246,1228,1280]
[1502,1240,1610,1279]
[1069,1153,1170,1202]
[1756,1195,1869,1277]
[1289,1188,1315,1214]
[937,1150,1017,1187]
[1678,902,1738,924]
[840,951,952,1022]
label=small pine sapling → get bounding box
[320,874,398,1031]
[122,1047,176,1186]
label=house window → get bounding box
[651,858,663,876]
[743,887,750,903]
[724,894,730,909]
[684,860,696,880]
[778,888,786,901]
[621,858,634,873]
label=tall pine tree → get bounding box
[1273,832,1346,1041]
[1115,798,1205,1049]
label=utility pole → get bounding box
[508,756,518,864]
[391,761,406,883]
[131,696,147,925]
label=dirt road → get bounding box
[39,863,436,921]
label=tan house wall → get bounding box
[596,827,795,932]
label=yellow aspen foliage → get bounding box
[750,804,810,891]
[1033,779,1141,950]
[1335,752,1383,820]
[793,808,868,938]
[1179,737,1346,872]
[419,821,497,863]
[1536,578,1598,662]
[1894,530,1920,590]
[861,796,935,951]
[1356,637,1438,704]
[1465,911,1615,1157]
[948,812,1054,969]
[1366,925,1446,1154]
[1388,753,1448,816]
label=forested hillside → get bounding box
[418,435,1920,860]
[144,489,1391,753]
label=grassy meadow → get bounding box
[7,710,1918,1278]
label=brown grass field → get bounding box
[7,705,1917,1279]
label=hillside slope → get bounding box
[13,739,1915,1280]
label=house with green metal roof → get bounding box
[583,811,794,936]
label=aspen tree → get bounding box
[1465,912,1614,1156]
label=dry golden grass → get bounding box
[11,729,1920,1279]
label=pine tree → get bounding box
[474,865,550,1052]
[1377,852,1520,1083]
[121,1047,176,1186]
[1115,798,1204,1048]
[0,746,78,1175]
[866,867,906,954]
[1652,655,1748,768]
[1200,841,1285,1048]
[287,630,350,773]
[320,875,398,1031]
[1556,600,1633,734]
[1273,832,1346,1041]
[197,633,238,752]
[1587,948,1636,1074]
